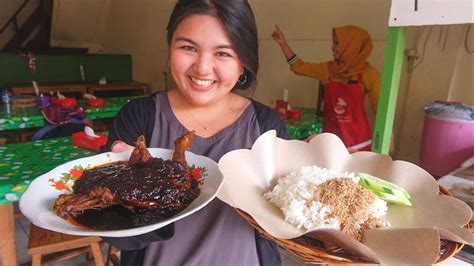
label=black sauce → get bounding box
[68,158,200,230]
[74,205,135,230]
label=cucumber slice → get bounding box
[372,190,413,207]
[358,172,412,206]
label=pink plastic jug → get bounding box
[420,115,474,177]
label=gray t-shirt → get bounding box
[144,93,261,266]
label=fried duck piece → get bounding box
[53,131,198,228]
[129,135,153,164]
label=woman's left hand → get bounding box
[111,140,134,153]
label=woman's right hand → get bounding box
[271,25,296,60]
[111,140,134,153]
[271,25,287,45]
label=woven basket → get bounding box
[236,186,468,264]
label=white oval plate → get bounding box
[20,148,223,237]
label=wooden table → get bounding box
[0,204,16,265]
[0,137,97,265]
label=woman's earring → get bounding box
[238,73,247,85]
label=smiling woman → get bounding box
[167,14,246,136]
[101,0,289,266]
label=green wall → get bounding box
[0,53,132,87]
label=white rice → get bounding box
[264,165,389,232]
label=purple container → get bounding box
[38,95,50,108]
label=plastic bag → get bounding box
[1,88,12,114]
[423,101,473,121]
[1,88,12,104]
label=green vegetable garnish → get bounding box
[358,172,412,206]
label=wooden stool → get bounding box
[27,224,104,266]
[106,245,121,266]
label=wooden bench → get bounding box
[87,81,149,96]
[9,83,88,97]
[8,81,149,98]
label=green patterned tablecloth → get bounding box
[0,96,140,131]
[284,108,323,139]
[0,108,44,130]
[85,96,139,120]
[0,137,96,204]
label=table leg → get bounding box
[0,204,17,266]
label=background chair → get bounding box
[27,224,104,266]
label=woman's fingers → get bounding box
[347,147,358,154]
[275,24,282,33]
[111,140,134,153]
[304,134,318,142]
[271,30,279,40]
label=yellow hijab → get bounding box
[330,25,373,78]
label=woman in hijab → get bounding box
[272,25,380,151]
